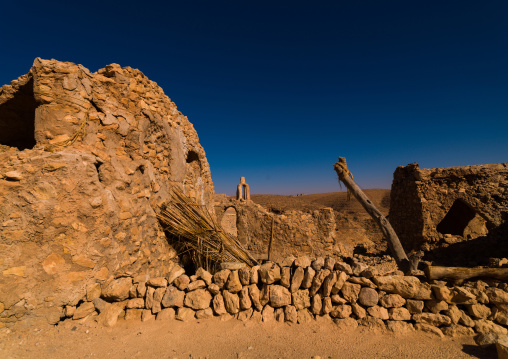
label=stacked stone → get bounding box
[60,255,508,339]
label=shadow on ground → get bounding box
[461,344,497,359]
[425,221,508,267]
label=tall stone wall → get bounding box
[0,59,214,328]
[389,162,508,262]
[215,199,342,262]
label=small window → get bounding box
[0,78,37,150]
[436,199,476,236]
[186,150,199,164]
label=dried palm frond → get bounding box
[157,187,258,273]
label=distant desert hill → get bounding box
[251,189,390,215]
[301,189,390,215]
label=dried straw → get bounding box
[157,187,258,273]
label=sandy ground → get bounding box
[0,317,494,359]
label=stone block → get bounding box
[175,307,195,321]
[290,267,305,293]
[102,277,133,301]
[174,275,190,291]
[147,277,167,288]
[212,294,227,315]
[156,308,176,320]
[223,290,240,314]
[184,289,212,310]
[330,304,352,319]
[340,282,361,303]
[196,307,214,319]
[259,262,281,284]
[73,302,95,320]
[358,287,378,307]
[373,275,432,300]
[161,286,185,308]
[301,267,315,289]
[379,294,405,308]
[226,270,243,293]
[270,285,291,308]
[213,269,230,289]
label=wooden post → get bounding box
[268,216,275,261]
[333,157,410,272]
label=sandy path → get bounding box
[0,317,493,359]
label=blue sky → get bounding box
[1,1,507,195]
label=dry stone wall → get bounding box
[390,163,508,262]
[215,199,342,262]
[0,59,214,328]
[53,255,508,339]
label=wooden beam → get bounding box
[333,156,410,272]
[268,216,275,261]
[425,266,508,282]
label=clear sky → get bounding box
[1,1,507,195]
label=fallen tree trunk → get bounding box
[425,266,508,282]
[333,157,410,272]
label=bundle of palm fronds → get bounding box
[157,187,258,273]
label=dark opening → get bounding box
[436,199,476,236]
[0,78,37,150]
[268,207,282,215]
[186,150,199,163]
[353,244,368,255]
[94,161,104,183]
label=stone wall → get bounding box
[0,59,214,328]
[215,199,342,262]
[50,255,508,339]
[389,163,508,264]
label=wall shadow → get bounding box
[424,221,508,267]
[461,344,496,359]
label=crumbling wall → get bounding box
[390,163,508,262]
[215,199,342,261]
[0,58,214,328]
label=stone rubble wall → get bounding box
[54,255,508,339]
[390,162,508,254]
[214,199,343,262]
[0,59,214,328]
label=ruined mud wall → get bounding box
[390,163,508,258]
[0,59,214,328]
[215,199,342,262]
[56,255,508,339]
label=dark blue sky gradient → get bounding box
[1,1,507,195]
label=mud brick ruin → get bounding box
[0,58,214,328]
[390,162,508,266]
[215,197,339,262]
[1,59,508,344]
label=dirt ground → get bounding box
[0,317,493,359]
